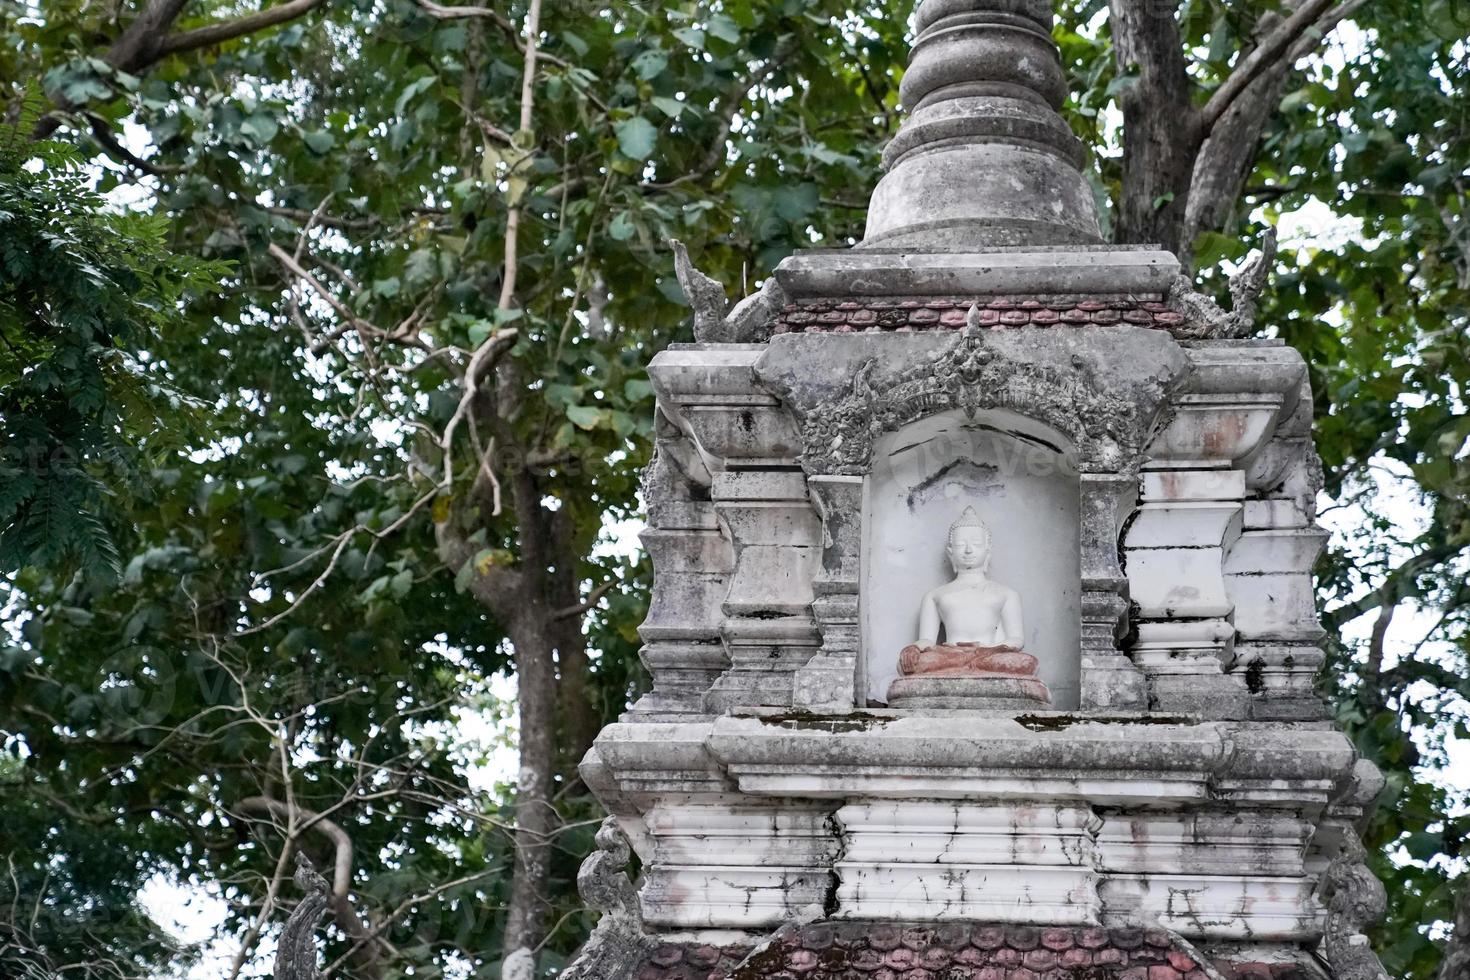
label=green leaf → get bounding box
[707,13,742,43]
[630,49,668,81]
[467,320,496,346]
[614,116,659,161]
[404,248,437,286]
[240,112,279,145]
[566,405,603,430]
[302,129,335,154]
[608,210,637,241]
[394,75,436,116]
[651,96,685,119]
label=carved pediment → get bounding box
[794,308,1173,476]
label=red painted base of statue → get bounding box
[898,642,1039,678]
[888,641,1053,709]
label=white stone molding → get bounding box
[639,804,838,929]
[706,713,1228,804]
[1125,471,1247,717]
[772,247,1180,298]
[1098,873,1322,940]
[1079,472,1147,709]
[1096,810,1312,878]
[583,714,1358,944]
[833,802,1101,922]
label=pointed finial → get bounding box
[964,301,983,335]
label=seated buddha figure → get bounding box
[887,507,1051,708]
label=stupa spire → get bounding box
[862,0,1103,250]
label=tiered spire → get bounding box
[862,0,1103,250]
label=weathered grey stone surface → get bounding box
[862,0,1102,249]
[1166,228,1279,340]
[774,246,1179,298]
[273,854,329,980]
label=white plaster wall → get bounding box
[862,411,1082,707]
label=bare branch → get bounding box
[1321,541,1465,632]
[320,864,509,978]
[439,329,520,496]
[225,803,297,980]
[413,0,571,69]
[551,579,616,621]
[237,796,353,900]
[1199,0,1336,131]
[155,0,330,59]
[497,0,543,310]
[1287,0,1372,61]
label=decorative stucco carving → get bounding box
[1166,227,1278,340]
[273,854,329,980]
[562,818,654,980]
[1319,833,1390,980]
[671,239,729,341]
[796,305,1165,475]
[671,239,784,344]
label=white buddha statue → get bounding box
[888,507,1051,707]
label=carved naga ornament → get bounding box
[796,305,1166,476]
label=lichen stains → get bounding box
[1242,656,1267,694]
[758,710,893,732]
[1013,712,1201,732]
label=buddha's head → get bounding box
[946,507,992,573]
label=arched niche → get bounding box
[860,409,1082,709]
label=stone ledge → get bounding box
[773,247,1179,297]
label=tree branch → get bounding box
[1287,0,1372,61]
[237,796,354,900]
[236,795,388,974]
[1321,542,1464,632]
[550,579,616,621]
[262,205,381,231]
[413,0,571,69]
[497,0,542,311]
[1199,0,1337,131]
[155,0,330,59]
[432,514,524,621]
[1107,0,1200,250]
[268,242,381,347]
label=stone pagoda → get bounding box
[564,3,1389,979]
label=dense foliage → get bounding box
[0,0,1465,978]
[0,105,220,580]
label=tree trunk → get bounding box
[1108,0,1201,254]
[1179,14,1296,268]
[549,510,600,768]
[502,612,559,966]
[487,464,571,975]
